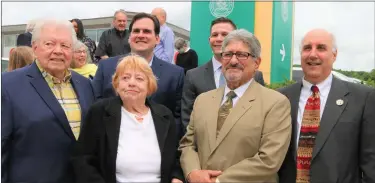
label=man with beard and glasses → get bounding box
[92,12,185,139]
[179,29,292,183]
[95,9,131,61]
[278,29,375,183]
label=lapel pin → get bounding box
[336,99,344,106]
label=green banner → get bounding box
[190,1,256,66]
[270,1,294,83]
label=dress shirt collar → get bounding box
[302,73,333,98]
[212,56,222,72]
[224,78,253,100]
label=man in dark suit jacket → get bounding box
[16,32,32,47]
[92,13,185,138]
[278,29,375,183]
[1,19,96,182]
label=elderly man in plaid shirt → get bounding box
[1,19,96,183]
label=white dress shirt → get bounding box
[212,56,223,89]
[296,74,333,148]
[221,79,253,106]
[116,107,161,183]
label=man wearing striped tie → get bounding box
[179,29,292,183]
[278,29,375,183]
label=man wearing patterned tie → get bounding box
[278,29,375,183]
[1,19,96,182]
[179,29,292,182]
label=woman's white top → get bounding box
[116,107,161,183]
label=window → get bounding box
[1,58,9,73]
[85,29,97,43]
[97,29,107,40]
[3,34,17,47]
[2,34,18,58]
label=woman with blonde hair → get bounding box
[72,55,184,183]
[70,40,98,79]
[8,46,34,71]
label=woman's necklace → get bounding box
[133,107,149,123]
[135,115,144,123]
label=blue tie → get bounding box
[219,66,226,88]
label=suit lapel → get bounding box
[27,63,75,139]
[207,88,224,154]
[204,61,217,90]
[70,73,88,125]
[214,82,256,149]
[312,77,349,161]
[104,97,122,163]
[148,99,170,152]
[150,58,163,100]
[288,82,303,158]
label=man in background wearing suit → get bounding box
[92,12,185,138]
[181,17,236,130]
[2,19,96,182]
[180,17,265,131]
[16,19,37,47]
[278,29,375,183]
[254,70,265,86]
[179,29,291,182]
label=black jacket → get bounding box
[71,97,184,183]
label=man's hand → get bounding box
[100,55,109,59]
[171,178,183,183]
[188,170,222,183]
[210,177,218,183]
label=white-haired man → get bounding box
[2,19,96,182]
[16,19,37,47]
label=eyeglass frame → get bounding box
[220,51,256,61]
[74,50,87,54]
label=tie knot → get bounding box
[311,85,319,93]
[226,91,237,99]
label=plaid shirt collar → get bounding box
[36,60,72,86]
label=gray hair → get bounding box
[299,29,337,53]
[222,29,261,58]
[113,9,127,20]
[174,38,188,50]
[26,19,38,33]
[31,19,77,48]
[73,40,92,65]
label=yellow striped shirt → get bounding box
[36,61,82,139]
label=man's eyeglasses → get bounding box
[220,51,255,61]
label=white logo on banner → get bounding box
[281,1,288,23]
[209,0,235,18]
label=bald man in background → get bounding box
[151,7,175,63]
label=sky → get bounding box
[2,2,374,71]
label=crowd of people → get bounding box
[2,7,375,183]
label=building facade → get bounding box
[1,11,190,58]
